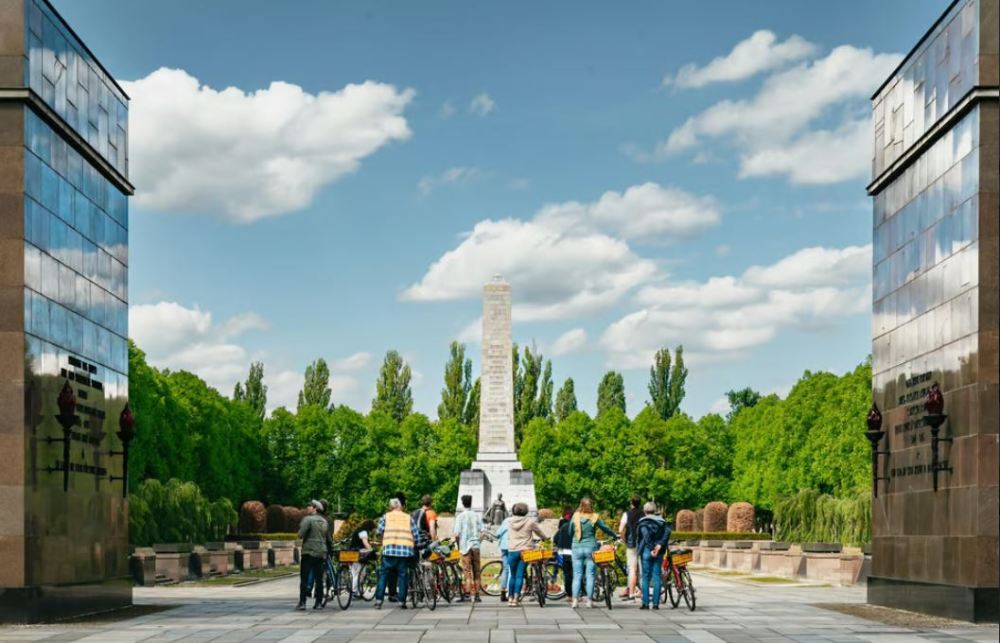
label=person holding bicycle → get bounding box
[349,519,376,593]
[296,500,329,611]
[453,494,486,603]
[374,497,421,610]
[618,494,643,601]
[569,498,618,609]
[495,516,511,602]
[553,507,574,600]
[635,501,671,610]
[504,502,547,606]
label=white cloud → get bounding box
[551,328,588,356]
[439,100,457,118]
[330,352,371,371]
[129,301,268,393]
[656,45,900,184]
[601,244,872,369]
[708,396,732,415]
[469,93,496,116]
[417,167,485,195]
[402,183,717,321]
[665,30,817,89]
[738,118,872,184]
[124,68,414,222]
[715,244,731,256]
[265,369,305,412]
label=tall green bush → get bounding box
[129,478,237,546]
[774,489,870,545]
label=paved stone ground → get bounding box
[1,573,997,642]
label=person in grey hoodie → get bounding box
[297,500,330,610]
[504,502,547,606]
[635,501,671,610]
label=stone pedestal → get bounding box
[129,548,157,586]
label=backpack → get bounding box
[411,508,431,548]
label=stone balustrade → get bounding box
[131,540,301,585]
[687,541,869,585]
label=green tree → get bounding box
[438,342,472,422]
[233,381,245,401]
[537,361,554,420]
[554,378,577,422]
[243,361,268,421]
[596,371,626,418]
[725,387,761,421]
[298,358,332,410]
[372,350,413,422]
[463,378,481,428]
[648,346,687,420]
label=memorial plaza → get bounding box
[0,573,997,643]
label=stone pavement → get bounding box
[1,573,997,642]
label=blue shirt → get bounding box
[496,517,510,551]
[453,509,485,554]
[377,513,421,558]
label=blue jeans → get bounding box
[640,548,663,607]
[375,555,409,603]
[498,549,509,592]
[506,550,526,598]
[571,544,596,599]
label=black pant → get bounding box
[562,555,574,597]
[300,554,325,604]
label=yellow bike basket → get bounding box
[447,549,461,561]
[592,549,615,564]
[522,549,544,563]
[671,549,692,566]
[338,550,360,563]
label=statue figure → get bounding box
[484,494,507,527]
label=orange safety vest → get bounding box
[382,510,414,548]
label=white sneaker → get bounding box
[570,598,578,609]
[585,598,595,608]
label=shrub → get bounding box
[266,505,286,533]
[283,506,305,532]
[773,490,870,545]
[538,508,555,520]
[129,478,236,546]
[693,509,704,531]
[676,509,695,532]
[239,501,266,534]
[703,501,728,532]
[726,502,755,532]
[672,531,769,542]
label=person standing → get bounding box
[504,502,547,606]
[297,500,329,610]
[618,494,643,600]
[412,495,438,543]
[636,502,671,610]
[495,515,511,602]
[453,494,485,602]
[374,497,420,609]
[386,492,407,602]
[349,519,376,594]
[553,507,574,600]
[570,498,618,609]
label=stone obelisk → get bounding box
[456,276,537,513]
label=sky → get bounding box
[54,0,948,418]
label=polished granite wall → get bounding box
[868,0,999,623]
[0,0,132,623]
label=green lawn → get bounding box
[180,566,297,586]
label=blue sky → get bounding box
[55,0,947,417]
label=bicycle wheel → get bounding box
[480,560,503,597]
[335,566,352,610]
[359,561,377,601]
[680,568,695,611]
[422,565,437,611]
[409,564,419,608]
[435,566,451,603]
[602,569,612,609]
[544,562,566,600]
[534,564,546,607]
[666,567,681,608]
[449,564,465,601]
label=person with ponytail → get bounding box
[569,498,618,608]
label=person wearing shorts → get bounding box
[453,493,485,602]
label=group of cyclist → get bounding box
[294,491,679,612]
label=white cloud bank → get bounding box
[417,167,485,195]
[601,245,872,369]
[550,328,588,356]
[130,301,370,412]
[469,93,496,116]
[664,30,817,88]
[401,183,719,321]
[124,68,414,222]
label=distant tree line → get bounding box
[128,339,871,535]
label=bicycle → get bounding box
[406,551,438,611]
[591,542,617,610]
[327,548,359,610]
[520,546,552,607]
[426,539,464,603]
[479,558,505,597]
[661,543,696,611]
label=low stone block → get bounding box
[153,543,193,554]
[155,551,192,583]
[190,546,211,578]
[206,548,233,575]
[758,550,803,578]
[757,541,790,551]
[243,548,265,570]
[130,547,157,586]
[801,542,843,553]
[700,546,727,568]
[803,552,863,585]
[723,541,753,549]
[726,549,759,572]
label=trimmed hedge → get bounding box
[672,531,770,542]
[235,532,299,541]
